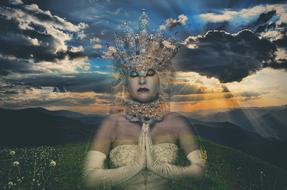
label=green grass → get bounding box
[1,139,287,190]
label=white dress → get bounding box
[109,143,180,190]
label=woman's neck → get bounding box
[123,97,169,124]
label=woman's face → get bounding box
[127,68,160,103]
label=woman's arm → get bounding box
[84,133,146,188]
[83,115,146,188]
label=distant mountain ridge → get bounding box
[188,105,287,140]
[0,107,103,146]
[186,105,287,169]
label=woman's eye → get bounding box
[129,71,139,78]
[146,69,155,76]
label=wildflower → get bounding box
[9,150,16,156]
[13,161,20,167]
[50,160,56,167]
[8,181,14,186]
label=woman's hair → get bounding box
[109,61,175,114]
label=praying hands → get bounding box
[140,123,206,180]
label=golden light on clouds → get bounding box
[171,68,287,112]
[47,69,287,114]
[49,104,110,115]
[2,68,286,115]
[171,98,236,112]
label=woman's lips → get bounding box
[137,87,150,93]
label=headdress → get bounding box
[108,10,179,74]
[107,10,179,123]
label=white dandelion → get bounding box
[9,150,16,156]
[49,160,56,167]
[12,161,20,167]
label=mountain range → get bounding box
[0,107,103,146]
[188,105,287,140]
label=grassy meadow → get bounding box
[1,139,287,190]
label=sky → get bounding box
[0,0,286,114]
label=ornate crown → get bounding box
[106,10,180,74]
[107,10,178,123]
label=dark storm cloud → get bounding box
[274,32,287,47]
[252,10,285,43]
[2,96,97,108]
[250,8,287,66]
[205,21,230,32]
[0,57,35,75]
[173,30,283,83]
[6,73,113,93]
[0,90,98,108]
[0,74,111,109]
[0,0,88,75]
[253,10,277,30]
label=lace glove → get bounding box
[83,128,146,188]
[145,124,206,180]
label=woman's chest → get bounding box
[112,121,177,148]
[109,143,179,168]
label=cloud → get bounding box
[8,0,23,5]
[239,91,261,100]
[274,48,287,62]
[90,37,103,49]
[199,3,287,25]
[174,29,284,83]
[34,57,90,73]
[0,69,115,109]
[0,74,113,109]
[0,1,89,75]
[171,94,205,102]
[0,85,104,109]
[250,9,286,43]
[200,11,237,23]
[5,73,113,93]
[253,10,277,27]
[160,14,188,30]
[224,67,287,105]
[245,6,287,66]
[171,83,208,95]
[198,2,287,47]
[260,30,285,41]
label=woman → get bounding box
[83,12,206,190]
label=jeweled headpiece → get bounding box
[107,10,179,123]
[106,10,179,75]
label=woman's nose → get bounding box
[138,76,147,85]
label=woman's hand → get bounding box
[145,124,155,171]
[134,125,147,170]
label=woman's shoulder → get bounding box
[163,112,192,131]
[94,113,125,141]
[101,112,125,122]
[99,112,129,128]
[97,113,120,130]
[164,112,188,122]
